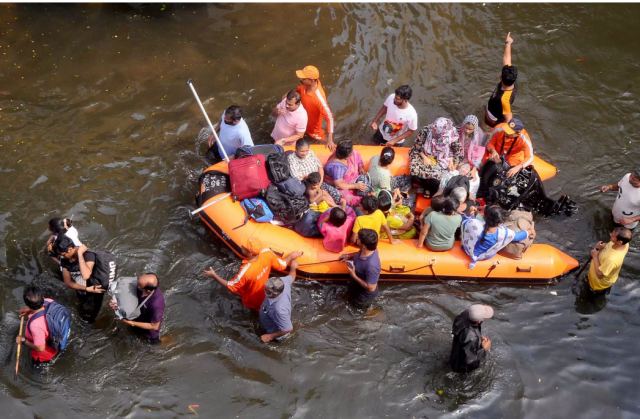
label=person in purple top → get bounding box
[259,261,298,343]
[340,228,381,309]
[111,273,165,344]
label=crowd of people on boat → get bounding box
[14,33,637,376]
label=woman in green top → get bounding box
[417,197,462,250]
[367,146,395,195]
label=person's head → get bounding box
[23,285,44,311]
[48,217,70,234]
[296,65,320,87]
[431,117,456,140]
[630,169,640,187]
[611,227,632,245]
[137,272,159,296]
[468,304,494,324]
[503,117,524,138]
[441,197,459,216]
[393,85,412,106]
[501,65,518,87]
[335,140,353,160]
[484,205,504,228]
[224,105,243,126]
[304,171,322,194]
[457,162,472,177]
[285,89,302,112]
[54,235,78,259]
[358,228,379,251]
[430,195,446,213]
[379,146,395,167]
[328,207,347,227]
[462,114,479,137]
[361,196,378,214]
[377,190,393,213]
[294,137,311,159]
[265,276,285,298]
[449,186,468,207]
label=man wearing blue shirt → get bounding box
[208,105,254,162]
[259,260,298,343]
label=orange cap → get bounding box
[295,65,320,80]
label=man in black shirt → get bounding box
[449,304,494,373]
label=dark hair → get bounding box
[614,227,632,244]
[379,146,395,167]
[295,137,310,150]
[377,190,393,212]
[54,235,75,255]
[484,205,504,229]
[23,285,44,310]
[395,85,412,101]
[335,140,353,160]
[441,197,458,215]
[430,195,446,213]
[304,171,322,187]
[361,196,378,213]
[48,217,67,234]
[224,105,243,121]
[141,272,159,291]
[501,65,518,86]
[328,207,347,227]
[286,89,301,104]
[358,228,379,251]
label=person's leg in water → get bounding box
[78,292,104,323]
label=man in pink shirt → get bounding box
[17,285,58,364]
[271,90,308,147]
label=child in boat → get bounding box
[351,195,396,245]
[317,206,356,253]
[377,189,417,239]
[46,217,82,265]
[305,171,342,213]
[461,205,533,268]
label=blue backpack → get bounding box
[27,300,72,351]
[234,197,274,229]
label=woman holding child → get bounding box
[323,140,368,206]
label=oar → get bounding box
[14,315,24,380]
[186,79,230,163]
[189,192,231,217]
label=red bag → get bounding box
[228,155,271,201]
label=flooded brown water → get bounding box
[0,3,639,417]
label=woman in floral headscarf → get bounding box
[409,117,463,197]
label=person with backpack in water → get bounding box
[17,285,71,364]
[54,235,117,323]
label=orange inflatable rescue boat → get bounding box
[195,145,578,285]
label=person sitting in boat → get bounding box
[288,138,324,182]
[461,205,533,268]
[324,140,368,206]
[271,89,308,147]
[295,65,335,151]
[459,115,487,171]
[305,172,343,213]
[417,196,462,251]
[351,195,396,245]
[368,146,414,207]
[317,206,356,253]
[341,228,382,310]
[377,189,416,240]
[203,245,303,311]
[207,105,254,163]
[46,217,82,265]
[369,84,418,146]
[485,32,517,128]
[410,117,463,198]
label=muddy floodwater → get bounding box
[0,3,639,418]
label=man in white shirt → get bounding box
[369,85,418,146]
[601,169,640,229]
[208,105,254,161]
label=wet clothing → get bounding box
[296,81,334,141]
[588,242,629,292]
[449,309,487,373]
[217,112,254,158]
[259,275,294,334]
[486,82,517,126]
[227,249,287,311]
[60,251,104,323]
[611,173,640,229]
[348,250,381,308]
[134,288,165,343]
[25,298,58,363]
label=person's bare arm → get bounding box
[370,104,387,131]
[503,32,513,66]
[203,267,228,287]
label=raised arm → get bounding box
[503,32,514,67]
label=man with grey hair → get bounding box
[449,304,494,373]
[259,260,298,343]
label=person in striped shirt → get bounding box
[295,65,336,151]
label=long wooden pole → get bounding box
[15,315,25,380]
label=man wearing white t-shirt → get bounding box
[601,169,640,229]
[271,90,308,147]
[370,85,418,146]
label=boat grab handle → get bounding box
[388,265,406,273]
[516,266,532,273]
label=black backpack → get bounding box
[263,184,309,226]
[266,152,292,184]
[90,250,117,289]
[196,170,230,206]
[235,144,284,159]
